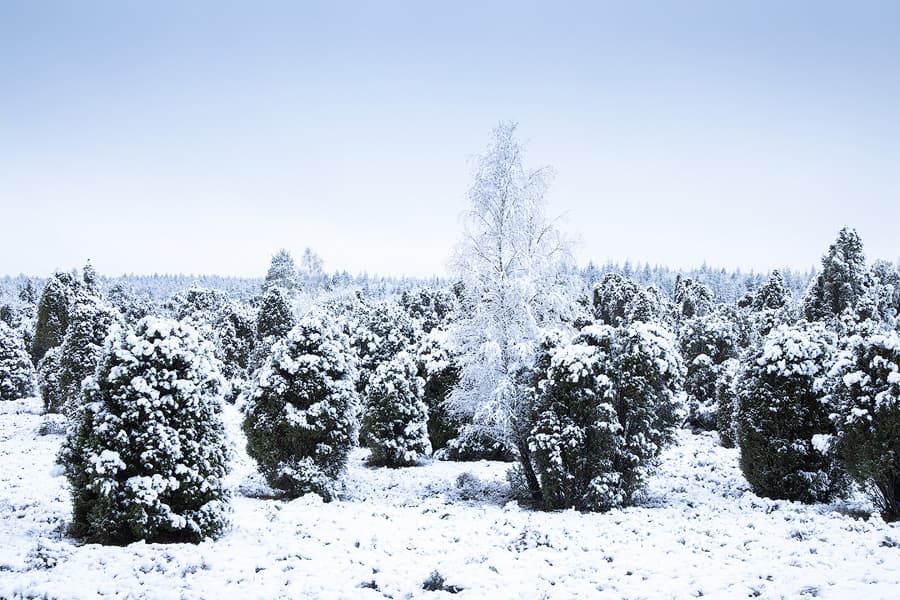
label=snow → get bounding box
[3,397,900,599]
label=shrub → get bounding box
[59,317,230,544]
[529,323,683,511]
[0,322,35,401]
[362,352,430,466]
[242,311,359,500]
[736,322,846,503]
[829,326,900,520]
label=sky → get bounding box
[1,1,898,278]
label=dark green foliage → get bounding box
[716,359,740,448]
[55,299,121,416]
[243,312,359,500]
[673,276,713,321]
[352,300,419,394]
[31,271,77,363]
[736,323,846,503]
[400,287,457,333]
[529,323,684,511]
[804,227,867,322]
[256,286,295,341]
[362,352,431,466]
[830,328,900,520]
[592,273,662,326]
[106,283,153,325]
[415,329,461,452]
[679,313,739,430]
[215,301,256,379]
[751,270,790,312]
[0,322,36,401]
[59,317,230,544]
[37,347,63,413]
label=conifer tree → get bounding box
[829,326,900,520]
[529,323,683,511]
[31,271,77,363]
[362,352,431,466]
[804,228,867,322]
[262,249,299,293]
[0,322,36,401]
[54,299,122,416]
[243,312,358,499]
[59,317,230,544]
[736,323,846,503]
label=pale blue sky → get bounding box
[1,1,898,277]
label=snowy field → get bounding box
[1,398,898,600]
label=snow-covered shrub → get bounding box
[361,352,431,466]
[0,321,35,401]
[256,286,294,341]
[31,271,77,363]
[715,358,740,448]
[59,317,230,544]
[529,323,684,511]
[829,327,900,520]
[679,313,738,430]
[400,287,457,334]
[592,273,663,326]
[54,299,121,416]
[352,300,419,394]
[804,227,867,323]
[736,322,846,503]
[415,328,461,452]
[673,276,713,321]
[37,346,63,413]
[242,312,359,500]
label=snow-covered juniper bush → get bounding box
[529,323,684,511]
[736,322,847,503]
[243,311,359,500]
[829,326,900,521]
[59,317,230,544]
[0,321,35,401]
[362,351,431,467]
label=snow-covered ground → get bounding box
[1,398,898,599]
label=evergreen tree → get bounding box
[242,312,359,500]
[54,299,121,416]
[82,260,100,297]
[592,273,663,326]
[262,249,299,293]
[415,328,461,452]
[679,312,739,430]
[673,276,713,321]
[715,358,741,448]
[362,352,431,466]
[829,326,900,520]
[31,271,77,362]
[0,321,36,401]
[751,270,790,312]
[529,323,683,511]
[37,346,63,414]
[352,300,419,395]
[256,286,295,341]
[59,317,230,544]
[736,322,846,503]
[804,228,867,322]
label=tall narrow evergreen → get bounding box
[804,228,867,322]
[31,271,77,363]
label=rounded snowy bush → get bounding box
[243,311,359,500]
[37,346,63,413]
[59,317,230,544]
[736,322,846,503]
[362,351,431,466]
[529,323,684,511]
[0,322,35,401]
[829,327,900,520]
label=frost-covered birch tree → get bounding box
[448,122,572,499]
